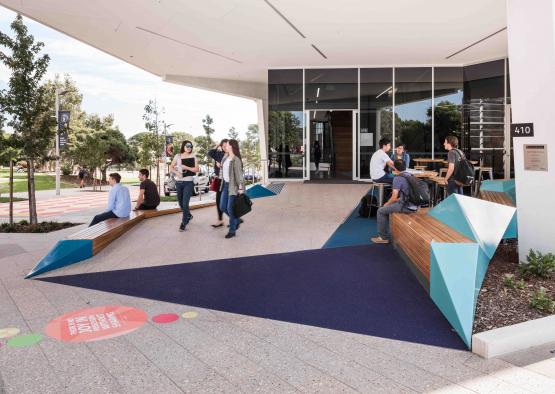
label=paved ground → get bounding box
[1,183,555,393]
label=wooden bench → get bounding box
[391,210,473,285]
[479,190,515,207]
[27,200,215,278]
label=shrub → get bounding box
[519,249,555,279]
[529,287,555,313]
[503,274,515,289]
[61,164,72,176]
[516,278,525,290]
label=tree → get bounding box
[197,114,216,174]
[143,99,165,191]
[0,14,53,224]
[0,120,21,225]
[228,126,239,141]
[240,124,261,182]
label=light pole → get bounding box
[55,88,68,196]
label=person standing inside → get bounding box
[134,168,160,211]
[370,137,396,184]
[170,140,199,232]
[220,139,244,239]
[444,135,464,196]
[313,141,321,174]
[89,173,131,226]
[208,139,229,228]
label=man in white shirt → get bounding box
[370,137,396,184]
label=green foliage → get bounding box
[529,287,555,313]
[269,111,302,150]
[128,131,164,169]
[519,249,555,279]
[194,135,213,173]
[241,123,260,175]
[0,15,53,162]
[516,278,525,290]
[503,274,515,289]
[61,164,71,176]
[228,126,239,141]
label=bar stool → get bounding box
[414,165,427,171]
[369,182,392,209]
[474,166,494,196]
[438,168,447,177]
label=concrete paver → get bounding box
[1,183,554,393]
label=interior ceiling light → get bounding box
[376,86,392,99]
[316,87,320,98]
[311,44,327,59]
[264,0,306,38]
[446,27,507,59]
[136,26,242,63]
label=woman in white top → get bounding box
[169,140,199,231]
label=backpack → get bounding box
[398,173,430,206]
[358,194,378,218]
[452,149,475,186]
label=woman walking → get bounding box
[208,139,228,228]
[220,139,244,239]
[170,140,199,232]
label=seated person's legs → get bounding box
[137,203,157,210]
[373,173,394,184]
[89,210,118,227]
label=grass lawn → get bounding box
[160,195,177,202]
[0,169,76,194]
[0,196,27,203]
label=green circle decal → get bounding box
[7,333,43,348]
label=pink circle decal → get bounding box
[152,313,179,324]
[45,305,147,343]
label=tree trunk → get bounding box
[27,159,38,224]
[101,167,107,183]
[156,162,161,194]
[9,160,14,226]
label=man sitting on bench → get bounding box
[371,159,418,244]
[89,173,131,227]
[134,169,160,211]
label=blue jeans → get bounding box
[176,181,194,226]
[220,182,239,234]
[377,201,414,240]
[373,173,394,184]
[447,179,463,196]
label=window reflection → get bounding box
[394,68,433,163]
[268,70,304,178]
[360,68,393,178]
[434,67,463,160]
[305,68,357,110]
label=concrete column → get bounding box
[506,0,555,256]
[256,98,269,184]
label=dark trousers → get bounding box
[176,181,194,226]
[447,179,463,196]
[373,173,394,184]
[138,203,158,210]
[89,210,118,227]
[215,189,223,221]
[220,182,239,234]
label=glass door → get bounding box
[304,111,310,180]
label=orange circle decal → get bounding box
[45,305,147,343]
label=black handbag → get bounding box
[233,194,252,218]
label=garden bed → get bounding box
[0,220,81,233]
[473,242,555,333]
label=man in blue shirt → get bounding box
[89,173,131,226]
[389,143,411,169]
[371,159,418,244]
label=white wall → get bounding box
[506,0,555,256]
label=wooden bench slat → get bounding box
[391,211,473,283]
[479,191,515,207]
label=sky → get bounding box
[0,8,258,141]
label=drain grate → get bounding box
[266,183,285,195]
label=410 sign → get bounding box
[511,123,534,137]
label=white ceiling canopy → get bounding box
[0,0,507,83]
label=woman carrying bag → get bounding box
[208,139,228,228]
[220,139,244,239]
[169,140,198,232]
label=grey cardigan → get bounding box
[221,155,244,196]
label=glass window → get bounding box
[462,59,505,176]
[305,68,357,110]
[359,68,393,177]
[268,69,304,178]
[394,68,433,162]
[434,67,463,160]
